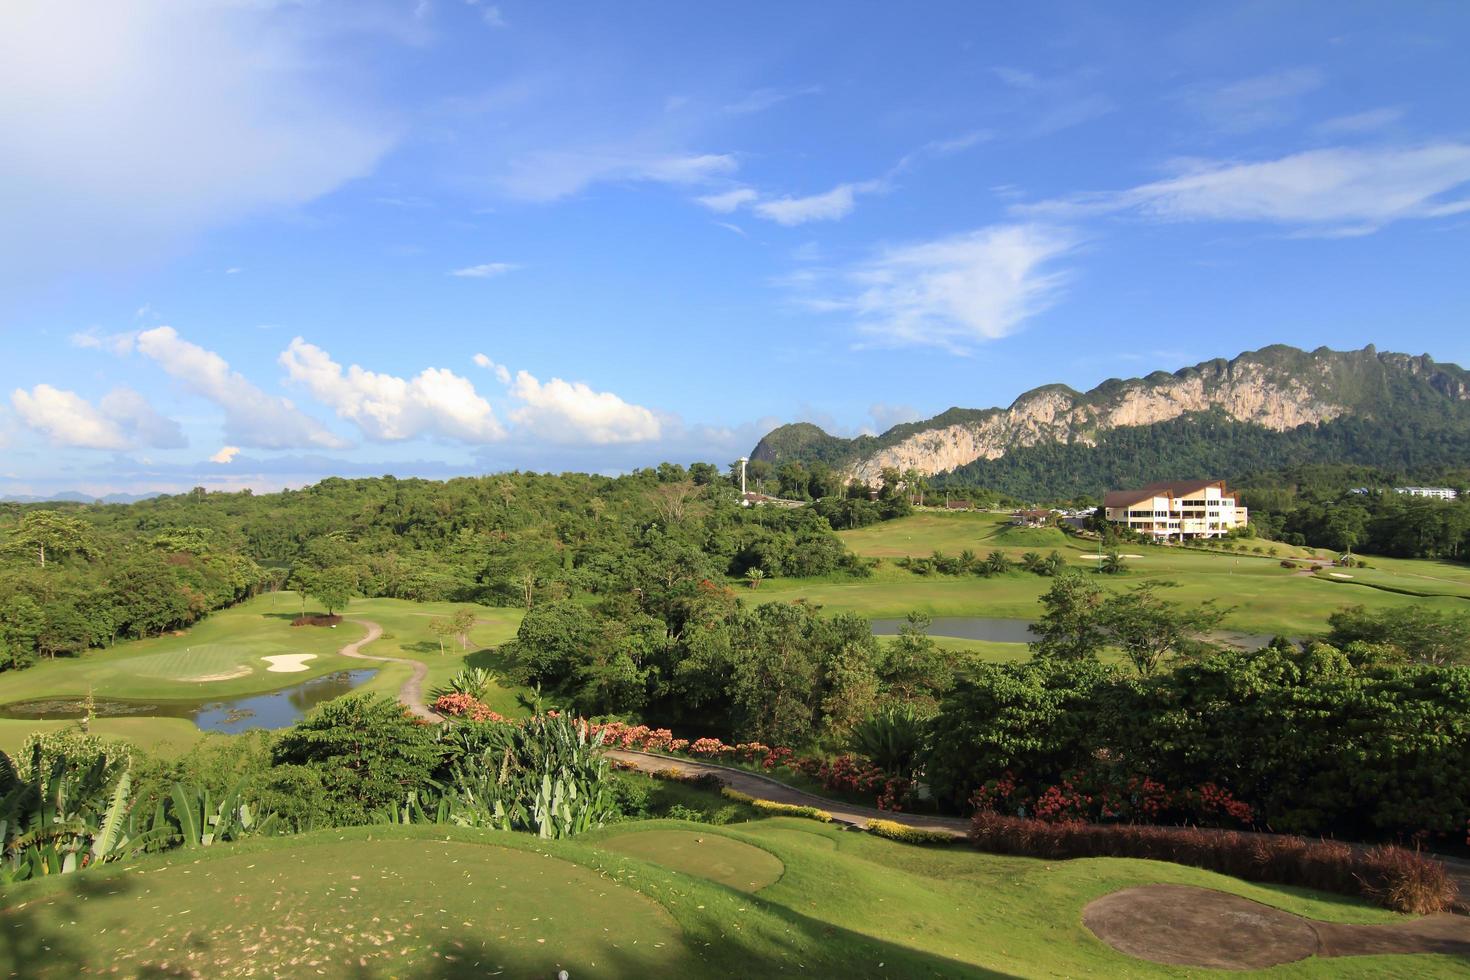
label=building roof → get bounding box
[1012,509,1051,519]
[1103,480,1228,509]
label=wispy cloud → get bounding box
[753,180,883,226]
[450,262,519,278]
[1018,143,1470,235]
[721,85,822,116]
[991,66,1115,137]
[494,151,737,202]
[1313,107,1405,136]
[1173,68,1325,134]
[797,224,1078,352]
[0,1,394,285]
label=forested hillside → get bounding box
[754,345,1470,497]
[0,467,869,673]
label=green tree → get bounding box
[1100,581,1225,676]
[1028,572,1108,662]
[271,694,441,825]
[306,566,357,616]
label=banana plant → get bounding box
[169,780,281,847]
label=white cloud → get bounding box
[473,353,512,384]
[97,388,187,449]
[280,338,505,443]
[1021,143,1470,234]
[721,85,823,116]
[502,371,661,444]
[209,446,241,464]
[70,329,137,355]
[753,181,882,226]
[0,1,393,284]
[494,151,737,203]
[136,326,349,450]
[1174,68,1325,133]
[807,224,1077,351]
[696,188,759,213]
[450,262,518,278]
[10,384,184,450]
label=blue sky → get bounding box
[3,1,1469,496]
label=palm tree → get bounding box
[1021,551,1043,573]
[1099,551,1126,575]
[985,550,1012,575]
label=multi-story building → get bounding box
[1393,486,1459,500]
[1102,480,1248,540]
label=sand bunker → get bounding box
[1079,553,1144,560]
[1329,572,1354,579]
[183,666,252,682]
[263,654,318,673]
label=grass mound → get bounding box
[0,831,689,978]
[599,828,784,892]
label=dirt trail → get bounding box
[341,619,442,722]
[605,749,970,836]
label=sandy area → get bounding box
[183,666,252,682]
[1329,572,1354,579]
[1079,553,1145,560]
[263,653,318,673]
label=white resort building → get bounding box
[1102,480,1249,541]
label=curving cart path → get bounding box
[340,619,442,722]
[605,748,970,836]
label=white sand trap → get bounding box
[1079,553,1145,560]
[183,666,252,682]
[1329,572,1354,579]
[263,654,318,673]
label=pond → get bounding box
[870,617,1036,644]
[0,669,377,734]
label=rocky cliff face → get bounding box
[752,345,1470,484]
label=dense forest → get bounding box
[0,465,876,673]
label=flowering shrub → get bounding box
[432,693,507,723]
[969,810,1459,915]
[971,768,1253,828]
[721,787,833,822]
[867,819,956,845]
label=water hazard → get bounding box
[0,669,377,734]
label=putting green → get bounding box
[599,829,784,892]
[0,836,690,978]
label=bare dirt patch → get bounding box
[292,614,343,627]
[1084,884,1470,970]
[180,666,252,683]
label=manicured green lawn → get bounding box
[0,595,365,705]
[344,596,527,716]
[0,717,201,757]
[5,820,1458,977]
[747,514,1470,636]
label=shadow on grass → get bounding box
[331,907,1019,979]
[0,872,136,976]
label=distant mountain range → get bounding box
[0,491,164,505]
[751,344,1470,499]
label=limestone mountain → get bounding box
[751,345,1470,497]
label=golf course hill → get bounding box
[750,344,1470,498]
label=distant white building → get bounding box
[1394,486,1459,500]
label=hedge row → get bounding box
[969,811,1459,914]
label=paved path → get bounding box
[1085,883,1470,969]
[605,749,970,835]
[341,619,442,722]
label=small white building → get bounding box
[1393,486,1459,500]
[1103,480,1248,541]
